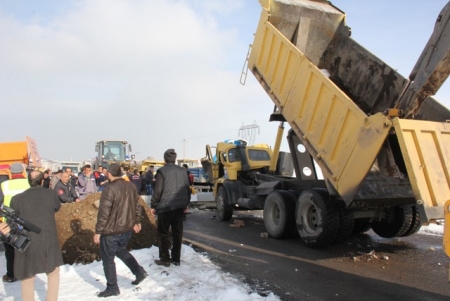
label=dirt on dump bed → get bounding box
[55,193,157,265]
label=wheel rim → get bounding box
[301,201,319,234]
[268,202,281,226]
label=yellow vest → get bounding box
[1,179,30,207]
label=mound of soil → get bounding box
[55,193,157,265]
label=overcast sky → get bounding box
[1,0,449,162]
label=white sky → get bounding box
[0,0,449,162]
[0,244,280,301]
[0,222,443,300]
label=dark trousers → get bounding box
[157,208,184,262]
[100,231,142,292]
[4,243,14,277]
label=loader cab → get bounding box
[94,140,132,169]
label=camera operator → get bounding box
[10,170,63,301]
[0,162,29,283]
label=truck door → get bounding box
[201,145,214,183]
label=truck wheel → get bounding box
[352,218,371,234]
[296,189,339,247]
[216,186,233,221]
[263,191,296,239]
[333,201,354,244]
[401,205,422,237]
[371,206,413,238]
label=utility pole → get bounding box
[180,139,189,160]
[238,120,260,145]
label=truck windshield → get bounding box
[103,141,125,161]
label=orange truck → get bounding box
[0,137,42,181]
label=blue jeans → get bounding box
[146,184,153,195]
[100,231,142,292]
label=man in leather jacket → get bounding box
[150,149,191,267]
[93,163,147,298]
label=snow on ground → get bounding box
[0,245,280,301]
[419,222,444,236]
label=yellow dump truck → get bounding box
[208,0,450,247]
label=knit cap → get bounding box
[164,149,177,163]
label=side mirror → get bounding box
[95,145,99,152]
[129,145,132,152]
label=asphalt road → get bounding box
[183,209,450,301]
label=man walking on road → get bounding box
[93,163,147,298]
[151,149,191,267]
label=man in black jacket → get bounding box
[93,163,147,298]
[54,172,80,203]
[150,149,191,267]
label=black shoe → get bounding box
[131,270,148,285]
[97,289,120,298]
[154,259,170,267]
[2,275,17,283]
[171,261,180,266]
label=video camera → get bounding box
[0,204,41,252]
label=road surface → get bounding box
[183,209,450,301]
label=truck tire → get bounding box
[352,218,371,234]
[333,201,354,244]
[216,186,233,221]
[263,191,297,239]
[371,206,413,238]
[296,189,339,247]
[401,205,422,237]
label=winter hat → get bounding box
[164,149,177,163]
[10,162,24,174]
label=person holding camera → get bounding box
[0,162,29,283]
[10,170,63,301]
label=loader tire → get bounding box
[216,186,233,221]
[401,205,422,237]
[263,190,297,239]
[296,189,339,247]
[371,206,413,238]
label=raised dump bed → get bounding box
[248,0,450,221]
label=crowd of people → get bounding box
[0,149,193,299]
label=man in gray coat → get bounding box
[11,170,63,301]
[150,149,191,267]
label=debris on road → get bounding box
[230,219,245,227]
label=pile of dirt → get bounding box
[55,193,157,265]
